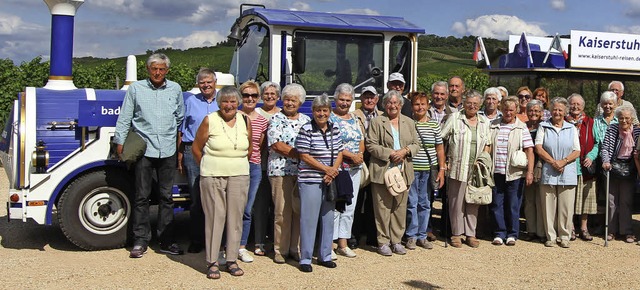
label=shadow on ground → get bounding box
[402,280,442,289]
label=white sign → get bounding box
[570,30,640,71]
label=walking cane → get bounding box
[442,188,448,248]
[605,170,610,247]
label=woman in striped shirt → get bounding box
[296,94,343,273]
[237,81,269,263]
[488,96,534,246]
[405,92,445,250]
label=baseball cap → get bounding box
[361,86,377,96]
[388,72,405,84]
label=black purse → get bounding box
[327,127,353,202]
[610,158,635,179]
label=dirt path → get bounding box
[1,167,639,289]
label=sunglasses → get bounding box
[242,93,260,99]
[518,94,532,99]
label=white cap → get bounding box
[388,72,405,83]
[361,86,377,95]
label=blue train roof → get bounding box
[243,8,425,34]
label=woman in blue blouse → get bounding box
[329,83,364,258]
[296,94,343,272]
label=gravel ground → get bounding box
[1,167,640,289]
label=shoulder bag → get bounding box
[465,162,493,205]
[509,129,528,169]
[328,126,353,202]
[384,166,408,196]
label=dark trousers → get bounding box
[352,184,377,246]
[183,144,205,245]
[253,171,273,246]
[133,154,177,246]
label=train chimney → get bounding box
[120,55,137,90]
[43,0,84,90]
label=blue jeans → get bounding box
[183,144,204,244]
[333,168,361,240]
[405,170,431,240]
[240,163,262,246]
[299,182,335,265]
[490,174,523,239]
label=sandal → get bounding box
[607,234,615,241]
[625,235,636,243]
[254,244,266,256]
[226,262,244,277]
[206,263,221,279]
[579,230,593,241]
[570,229,576,241]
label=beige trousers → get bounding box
[540,184,576,242]
[200,175,249,264]
[371,182,408,246]
[523,181,545,237]
[447,178,479,237]
[269,175,301,256]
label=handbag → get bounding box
[465,162,493,205]
[360,162,370,189]
[610,158,635,179]
[327,126,354,202]
[384,166,408,196]
[121,128,146,165]
[509,134,528,168]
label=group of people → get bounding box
[114,53,640,280]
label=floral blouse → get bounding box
[267,112,311,176]
[329,112,363,169]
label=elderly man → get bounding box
[378,72,412,117]
[428,81,449,125]
[353,86,383,247]
[115,53,185,258]
[447,76,465,113]
[178,68,219,253]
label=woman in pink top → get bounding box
[237,81,269,263]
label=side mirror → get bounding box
[292,37,306,74]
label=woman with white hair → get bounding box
[601,106,640,243]
[535,97,580,248]
[565,93,596,241]
[480,87,502,122]
[267,83,311,264]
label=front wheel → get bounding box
[58,169,132,250]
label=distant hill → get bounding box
[72,35,507,79]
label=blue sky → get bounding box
[2,0,640,64]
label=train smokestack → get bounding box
[121,55,137,90]
[43,0,84,90]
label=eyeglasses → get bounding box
[518,94,532,99]
[612,89,622,93]
[242,93,260,99]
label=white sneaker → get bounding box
[238,248,254,263]
[492,237,504,245]
[217,250,226,264]
[336,246,357,258]
[505,237,516,246]
[331,249,338,260]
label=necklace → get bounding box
[220,116,238,150]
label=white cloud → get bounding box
[148,30,225,50]
[291,2,311,11]
[606,25,640,34]
[0,12,44,35]
[623,0,640,17]
[550,0,566,11]
[451,15,548,39]
[0,13,48,63]
[335,8,380,15]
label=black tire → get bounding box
[58,169,132,250]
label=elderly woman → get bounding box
[406,91,445,250]
[366,90,420,256]
[235,81,269,263]
[602,106,640,243]
[479,87,502,122]
[252,81,281,256]
[535,97,580,248]
[533,87,551,120]
[267,83,311,264]
[522,100,546,241]
[441,90,492,248]
[565,93,596,241]
[516,86,533,122]
[489,96,535,246]
[329,83,364,258]
[295,94,343,272]
[192,86,252,279]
